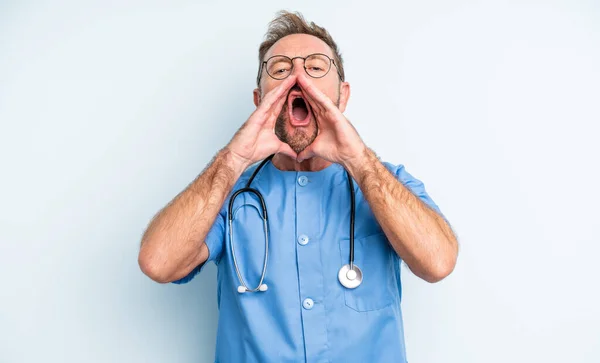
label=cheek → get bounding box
[322,87,339,104]
[260,86,270,99]
[262,78,283,93]
[312,79,339,102]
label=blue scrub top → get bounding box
[174,158,444,363]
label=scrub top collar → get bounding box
[264,158,345,183]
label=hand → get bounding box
[296,73,367,166]
[226,75,298,168]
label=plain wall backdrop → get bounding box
[1,1,599,362]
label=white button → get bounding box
[302,298,314,310]
[297,175,308,186]
[297,234,309,245]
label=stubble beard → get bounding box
[274,103,319,155]
[269,86,341,156]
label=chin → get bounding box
[275,106,318,154]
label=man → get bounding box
[138,11,458,363]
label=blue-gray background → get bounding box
[1,1,599,362]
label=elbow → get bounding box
[138,247,172,284]
[422,262,455,283]
[422,251,458,284]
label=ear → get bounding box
[338,81,350,113]
[253,88,261,108]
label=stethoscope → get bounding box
[228,154,363,293]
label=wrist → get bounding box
[343,147,376,180]
[219,147,250,177]
[343,144,371,169]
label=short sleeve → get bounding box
[171,209,226,284]
[385,162,447,222]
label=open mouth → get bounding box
[292,97,308,120]
[288,93,311,126]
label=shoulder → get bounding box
[378,158,445,218]
[378,159,413,182]
[378,158,427,192]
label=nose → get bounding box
[288,59,305,91]
[291,58,306,78]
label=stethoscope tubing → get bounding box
[228,154,359,293]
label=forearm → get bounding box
[344,148,458,283]
[138,148,247,283]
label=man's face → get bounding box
[254,34,349,155]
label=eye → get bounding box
[267,60,292,77]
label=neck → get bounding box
[272,153,332,172]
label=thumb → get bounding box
[276,142,298,161]
[297,146,316,163]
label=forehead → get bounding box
[265,33,334,60]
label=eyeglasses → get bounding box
[257,53,343,84]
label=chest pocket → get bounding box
[338,232,397,312]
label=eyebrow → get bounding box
[265,55,291,63]
[265,53,333,62]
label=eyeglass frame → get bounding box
[256,52,344,85]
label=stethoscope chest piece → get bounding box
[338,264,363,289]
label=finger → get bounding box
[295,75,323,115]
[301,88,331,130]
[297,144,317,163]
[266,92,288,129]
[276,141,298,160]
[301,85,323,116]
[297,73,336,112]
[259,75,298,112]
[297,75,340,129]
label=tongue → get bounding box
[292,105,308,121]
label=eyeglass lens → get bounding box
[266,54,331,80]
